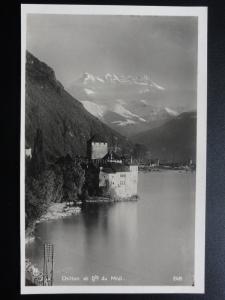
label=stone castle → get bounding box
[86,135,138,199]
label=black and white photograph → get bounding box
[20,5,207,294]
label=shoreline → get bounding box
[25,195,139,244]
[25,202,81,244]
[25,170,192,244]
[84,195,139,203]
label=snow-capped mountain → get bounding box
[81,101,105,119]
[81,100,146,125]
[165,107,179,117]
[80,99,179,137]
[79,72,96,84]
[113,104,146,122]
[67,72,166,108]
[70,72,165,88]
[67,72,182,136]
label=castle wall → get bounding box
[99,166,138,198]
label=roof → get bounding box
[102,151,121,161]
[88,134,106,143]
[101,163,130,173]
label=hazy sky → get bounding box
[27,14,198,108]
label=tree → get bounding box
[25,169,58,227]
[133,143,148,161]
[31,128,46,177]
[57,155,85,203]
[84,164,99,196]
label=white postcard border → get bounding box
[20,4,207,294]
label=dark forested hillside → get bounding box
[25,51,131,161]
[131,111,197,162]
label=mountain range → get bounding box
[67,72,181,136]
[25,52,132,160]
[25,52,196,162]
[131,111,197,162]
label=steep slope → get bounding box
[25,52,131,160]
[131,112,197,162]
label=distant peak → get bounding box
[26,51,64,93]
[82,72,96,83]
[165,107,179,116]
[71,72,165,95]
[151,81,165,91]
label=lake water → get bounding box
[26,170,196,286]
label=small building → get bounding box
[149,159,160,168]
[25,148,32,159]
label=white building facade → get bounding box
[99,165,138,198]
[25,148,32,159]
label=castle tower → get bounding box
[87,134,108,160]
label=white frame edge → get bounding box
[20,4,207,294]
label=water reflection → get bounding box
[26,171,195,286]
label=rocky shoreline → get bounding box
[25,202,81,244]
[85,195,139,203]
[36,203,81,223]
[25,195,139,244]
